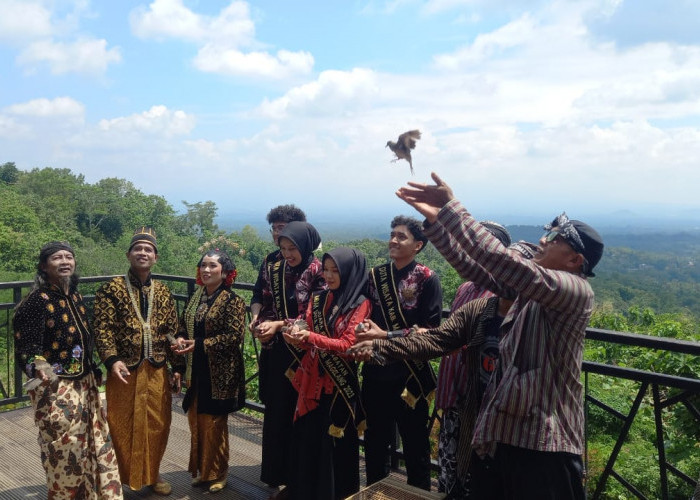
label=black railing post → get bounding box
[652,384,669,500]
[12,285,23,400]
[584,370,589,497]
[592,381,649,499]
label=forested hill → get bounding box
[1,163,699,331]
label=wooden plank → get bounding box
[0,400,275,499]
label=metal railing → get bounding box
[1,275,698,498]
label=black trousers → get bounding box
[493,444,585,500]
[362,376,431,490]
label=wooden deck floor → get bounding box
[0,395,276,499]
[0,396,438,499]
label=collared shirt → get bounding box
[424,199,594,455]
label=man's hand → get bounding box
[171,338,195,354]
[346,340,376,362]
[171,372,182,394]
[355,319,387,341]
[111,361,130,384]
[396,172,455,223]
[248,316,259,334]
[256,320,284,343]
[248,304,262,334]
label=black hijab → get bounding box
[323,247,368,325]
[278,221,321,269]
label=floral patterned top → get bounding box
[363,260,443,381]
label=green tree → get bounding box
[0,162,19,184]
[177,201,219,242]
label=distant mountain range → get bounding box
[217,210,700,251]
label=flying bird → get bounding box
[386,129,421,175]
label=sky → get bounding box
[1,0,700,228]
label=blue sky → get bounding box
[1,0,700,226]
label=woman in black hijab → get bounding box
[252,221,326,498]
[283,247,372,500]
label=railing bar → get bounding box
[593,382,648,499]
[586,328,700,356]
[609,469,648,500]
[12,286,23,400]
[660,390,692,409]
[665,461,697,487]
[583,361,700,392]
[681,399,700,421]
[652,384,669,500]
[585,394,627,421]
[584,371,589,492]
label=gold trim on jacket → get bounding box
[94,275,184,371]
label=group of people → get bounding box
[14,171,605,500]
[14,227,246,498]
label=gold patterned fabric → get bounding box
[187,395,229,482]
[180,286,246,401]
[94,273,181,490]
[106,362,171,490]
[28,374,123,499]
[93,274,183,371]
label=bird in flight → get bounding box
[386,129,421,175]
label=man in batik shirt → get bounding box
[94,227,184,496]
[434,222,510,496]
[14,241,123,499]
[397,172,604,500]
[357,215,443,491]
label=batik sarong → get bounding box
[29,373,123,499]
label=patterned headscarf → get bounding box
[544,212,604,277]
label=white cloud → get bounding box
[433,13,537,68]
[130,0,313,79]
[0,0,53,43]
[257,68,380,119]
[17,38,122,76]
[5,97,85,118]
[0,0,121,76]
[193,45,313,80]
[97,105,195,138]
[130,0,218,42]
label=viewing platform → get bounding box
[1,275,698,499]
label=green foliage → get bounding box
[0,162,19,184]
[585,305,699,499]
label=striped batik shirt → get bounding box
[435,281,494,410]
[423,199,594,456]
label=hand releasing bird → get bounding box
[386,129,421,175]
